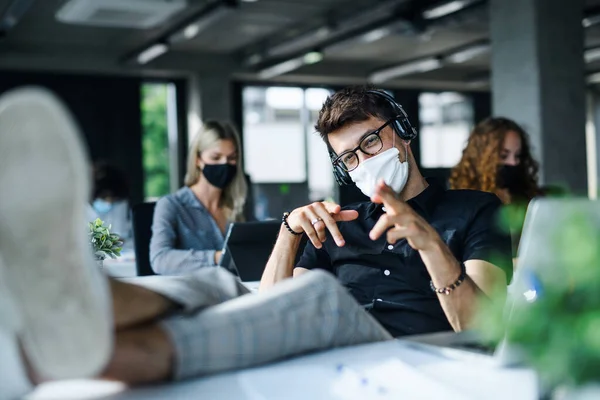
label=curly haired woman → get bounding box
[450,117,542,260]
[450,117,540,204]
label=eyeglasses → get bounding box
[332,118,396,172]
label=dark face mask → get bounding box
[497,165,526,193]
[202,163,237,189]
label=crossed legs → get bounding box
[102,268,392,385]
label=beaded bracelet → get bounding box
[282,212,303,236]
[430,263,467,295]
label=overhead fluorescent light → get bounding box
[422,0,477,20]
[369,57,442,84]
[362,27,392,43]
[303,51,323,64]
[258,51,323,80]
[466,78,489,88]
[137,43,169,64]
[585,47,600,63]
[445,43,490,64]
[587,72,600,84]
[169,0,237,43]
[266,27,331,58]
[245,53,263,66]
[583,14,600,28]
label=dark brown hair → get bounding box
[315,85,398,145]
[449,117,540,201]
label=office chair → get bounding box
[131,202,157,276]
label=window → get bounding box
[306,88,334,202]
[419,92,473,168]
[243,86,306,183]
[141,83,179,200]
[242,86,335,219]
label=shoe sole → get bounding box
[0,87,113,379]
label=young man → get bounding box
[261,86,512,337]
[0,87,392,399]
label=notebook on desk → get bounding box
[219,220,308,282]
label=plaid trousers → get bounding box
[152,268,392,380]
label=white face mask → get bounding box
[349,146,409,198]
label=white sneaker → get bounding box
[0,87,113,396]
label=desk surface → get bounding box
[28,339,537,400]
[103,250,137,278]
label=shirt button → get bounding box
[384,269,391,276]
[387,244,394,250]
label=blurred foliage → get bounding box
[476,203,600,387]
[141,84,170,198]
[89,218,123,260]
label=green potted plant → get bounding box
[88,218,123,268]
[476,206,600,398]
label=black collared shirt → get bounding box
[295,180,512,337]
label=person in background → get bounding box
[149,121,247,275]
[449,117,541,257]
[90,161,132,243]
[449,117,540,204]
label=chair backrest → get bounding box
[131,202,157,276]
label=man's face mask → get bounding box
[349,144,409,198]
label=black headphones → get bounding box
[329,90,418,186]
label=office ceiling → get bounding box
[0,0,599,90]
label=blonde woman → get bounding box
[150,121,247,275]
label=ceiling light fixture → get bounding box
[137,43,169,64]
[169,0,238,43]
[444,43,490,63]
[583,9,600,28]
[587,71,600,84]
[368,57,442,84]
[258,51,323,80]
[585,47,600,63]
[422,0,479,20]
[246,53,263,66]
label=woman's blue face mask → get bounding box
[93,199,113,214]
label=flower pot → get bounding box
[96,259,104,270]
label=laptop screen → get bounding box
[219,221,282,282]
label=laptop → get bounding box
[403,197,600,366]
[218,220,283,282]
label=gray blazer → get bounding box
[149,187,228,275]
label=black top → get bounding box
[295,180,512,337]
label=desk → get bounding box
[103,250,137,278]
[27,339,537,400]
[104,260,137,278]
